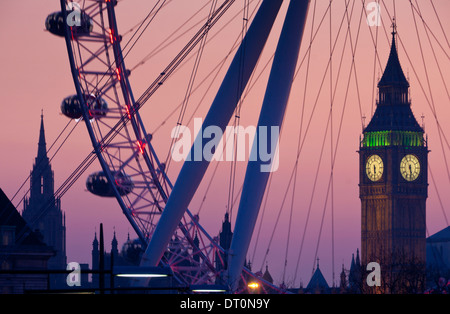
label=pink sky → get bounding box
[0,0,449,287]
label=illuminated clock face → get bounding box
[400,154,420,181]
[366,154,384,182]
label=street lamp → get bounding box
[248,282,259,289]
[113,266,172,278]
[191,284,228,293]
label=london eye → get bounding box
[43,0,449,293]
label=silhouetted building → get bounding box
[91,229,144,290]
[0,188,54,293]
[303,259,330,294]
[215,212,233,285]
[22,114,67,267]
[262,264,273,284]
[339,264,347,293]
[22,113,67,288]
[348,249,362,293]
[427,226,450,272]
[426,226,450,290]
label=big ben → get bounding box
[359,23,427,293]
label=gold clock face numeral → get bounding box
[366,154,384,181]
[400,154,420,181]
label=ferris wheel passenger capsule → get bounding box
[61,95,108,120]
[86,171,134,197]
[61,95,83,119]
[45,10,93,38]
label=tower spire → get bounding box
[22,113,66,273]
[391,17,397,36]
[364,19,423,133]
[377,18,409,89]
[37,110,48,162]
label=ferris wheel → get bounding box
[45,0,309,293]
[45,0,450,293]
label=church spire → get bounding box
[37,110,48,162]
[111,228,119,258]
[26,113,54,200]
[93,231,98,248]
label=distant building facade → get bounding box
[426,226,450,272]
[0,188,54,293]
[426,226,450,292]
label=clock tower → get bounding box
[359,23,428,293]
